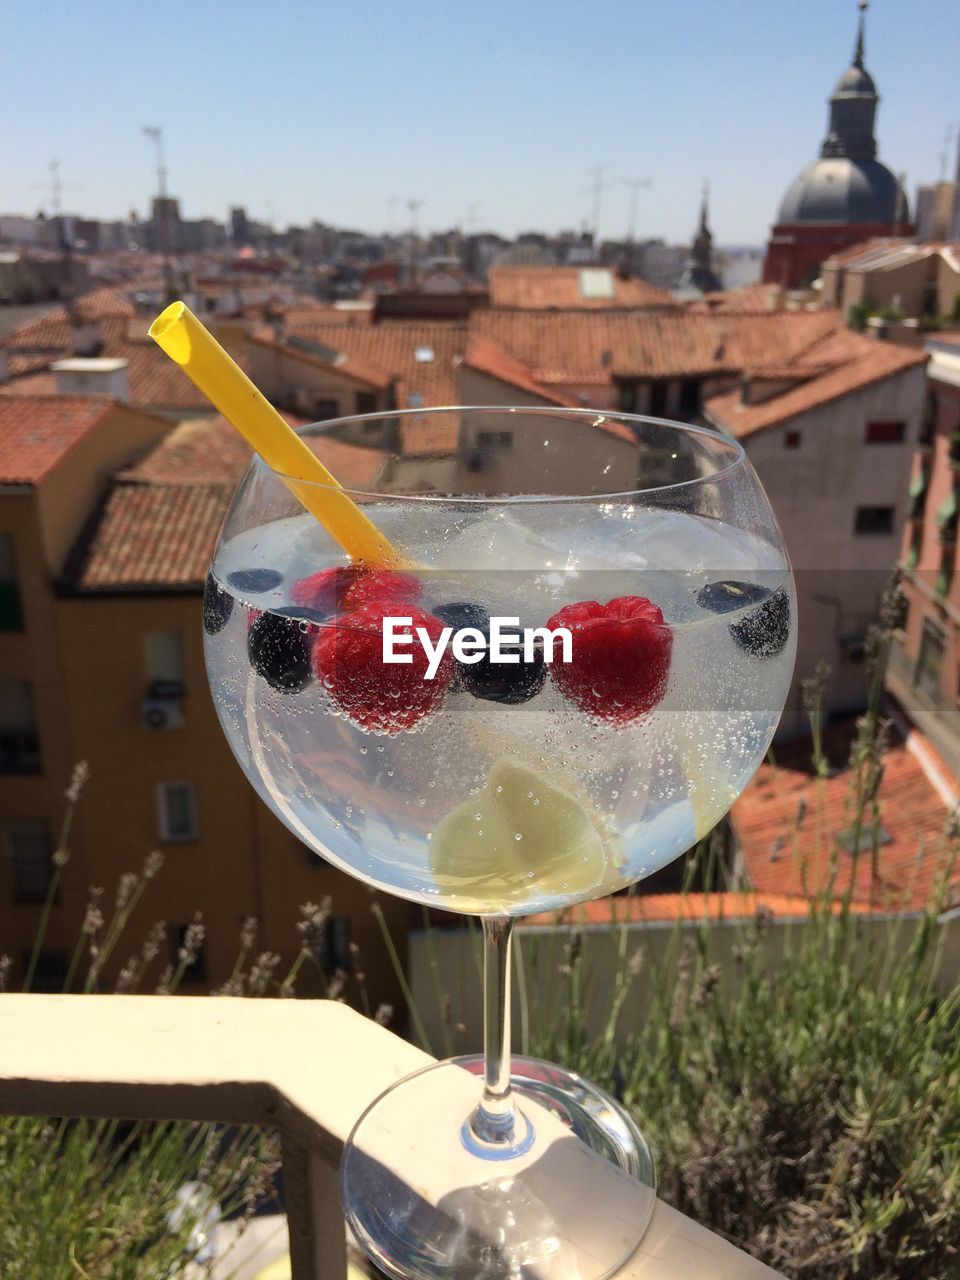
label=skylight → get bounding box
[578,268,615,300]
[414,347,435,363]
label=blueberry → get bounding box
[203,574,233,635]
[247,612,313,693]
[433,601,492,631]
[228,568,283,594]
[462,640,546,705]
[696,580,790,659]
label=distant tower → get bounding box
[678,184,722,295]
[763,1,910,288]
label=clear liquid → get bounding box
[205,503,796,915]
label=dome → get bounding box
[777,156,904,225]
[834,64,877,95]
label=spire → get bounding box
[698,180,711,236]
[853,0,868,68]
[820,1,879,161]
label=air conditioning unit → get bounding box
[140,699,184,731]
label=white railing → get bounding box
[0,995,783,1278]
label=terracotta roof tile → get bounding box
[249,331,394,391]
[67,483,229,591]
[2,312,213,412]
[687,283,785,314]
[488,266,680,311]
[731,719,959,912]
[522,891,874,927]
[0,289,134,351]
[119,413,387,492]
[284,319,467,411]
[0,395,115,484]
[705,338,927,437]
[463,336,577,406]
[469,309,841,384]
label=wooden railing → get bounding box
[0,995,783,1278]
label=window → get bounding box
[648,381,668,418]
[157,783,198,842]
[356,391,377,415]
[313,400,338,421]
[678,378,700,419]
[0,681,41,774]
[476,430,513,450]
[915,619,946,700]
[170,924,207,983]
[21,949,69,993]
[784,430,802,449]
[146,631,185,697]
[0,534,23,632]
[865,420,906,445]
[617,382,638,413]
[854,506,895,536]
[4,821,55,903]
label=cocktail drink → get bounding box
[202,407,796,1280]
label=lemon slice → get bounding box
[429,760,612,913]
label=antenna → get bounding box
[142,125,175,301]
[619,176,653,244]
[407,199,423,286]
[939,123,958,182]
[586,166,611,247]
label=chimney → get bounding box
[52,357,130,403]
[0,351,8,385]
[70,322,103,357]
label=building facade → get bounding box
[887,335,960,773]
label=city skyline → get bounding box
[5,0,957,247]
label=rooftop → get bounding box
[732,717,959,912]
[487,266,679,311]
[705,334,927,436]
[0,395,116,485]
[469,308,841,384]
[65,416,389,591]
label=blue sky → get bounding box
[4,0,956,245]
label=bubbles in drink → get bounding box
[205,503,796,915]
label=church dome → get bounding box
[834,64,877,95]
[778,156,904,225]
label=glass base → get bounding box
[341,1055,656,1280]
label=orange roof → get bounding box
[732,719,959,913]
[0,289,134,351]
[0,395,115,484]
[65,417,390,590]
[469,309,841,384]
[66,483,230,591]
[248,331,395,391]
[463,336,576,406]
[687,282,785,314]
[120,413,387,492]
[284,319,468,411]
[705,337,927,437]
[488,266,679,311]
[523,891,875,927]
[2,314,212,412]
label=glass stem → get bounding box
[471,914,517,1145]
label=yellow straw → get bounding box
[149,301,403,568]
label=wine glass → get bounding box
[203,407,796,1279]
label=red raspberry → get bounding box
[341,570,423,611]
[546,596,672,726]
[290,566,358,615]
[312,601,452,733]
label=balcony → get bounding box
[0,995,782,1279]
